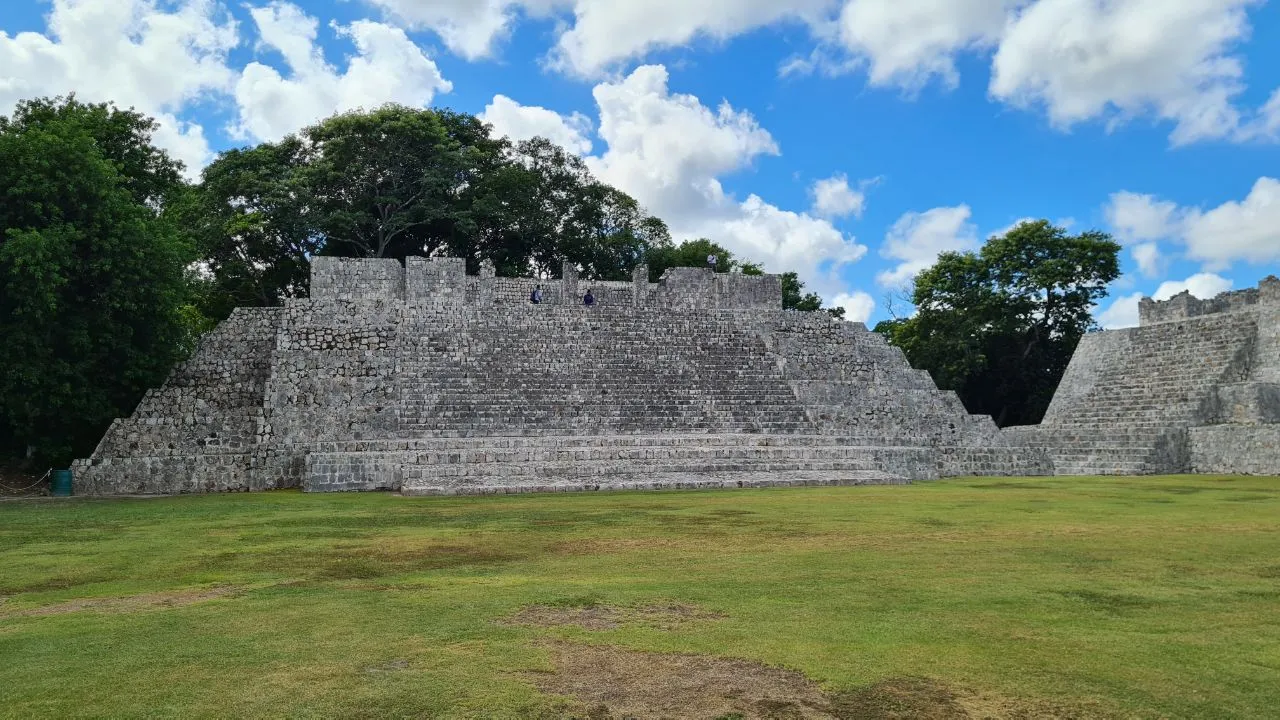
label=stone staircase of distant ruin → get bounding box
[1006,310,1264,475]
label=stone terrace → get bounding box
[73,256,1048,495]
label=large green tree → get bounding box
[177,137,315,322]
[187,107,672,310]
[873,220,1120,426]
[0,97,191,466]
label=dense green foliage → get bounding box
[874,221,1121,426]
[188,107,672,320]
[2,478,1278,717]
[0,97,192,466]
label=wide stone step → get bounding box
[300,435,947,493]
[305,433,929,453]
[401,469,910,496]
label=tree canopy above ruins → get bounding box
[874,220,1121,426]
[183,105,675,321]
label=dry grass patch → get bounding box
[505,602,725,631]
[530,644,1119,720]
[529,641,832,719]
[0,586,240,618]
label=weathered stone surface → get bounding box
[73,257,1050,495]
[1189,426,1280,475]
[1006,275,1280,475]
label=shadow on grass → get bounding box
[1054,589,1157,613]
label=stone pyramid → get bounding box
[73,257,1046,495]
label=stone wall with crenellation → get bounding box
[1138,275,1279,325]
[314,257,786,310]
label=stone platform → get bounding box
[73,256,1048,495]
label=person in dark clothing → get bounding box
[583,289,595,307]
[530,284,543,304]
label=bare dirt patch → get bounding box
[1,586,240,618]
[530,641,833,719]
[528,643,1118,720]
[505,602,725,631]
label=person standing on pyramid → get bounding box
[530,284,543,304]
[707,253,718,271]
[583,289,595,307]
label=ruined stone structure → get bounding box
[1005,277,1280,475]
[73,256,1047,495]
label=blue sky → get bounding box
[2,0,1278,326]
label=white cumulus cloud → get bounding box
[793,0,1275,146]
[479,94,594,155]
[1104,178,1280,272]
[1180,177,1280,269]
[231,2,451,143]
[1130,242,1165,277]
[549,0,833,79]
[876,205,980,287]
[810,173,867,219]
[352,0,1277,146]
[473,65,868,304]
[360,0,832,78]
[990,0,1262,146]
[836,0,1017,90]
[831,291,877,323]
[582,65,867,301]
[0,0,239,176]
[357,0,552,60]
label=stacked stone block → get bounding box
[75,256,1052,496]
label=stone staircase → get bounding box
[1013,313,1257,475]
[301,434,930,494]
[397,307,816,437]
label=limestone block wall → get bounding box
[493,277,565,305]
[262,298,401,444]
[73,307,287,494]
[648,268,782,310]
[311,256,405,301]
[1189,426,1280,475]
[1252,281,1280,383]
[76,254,1065,495]
[579,281,633,306]
[756,312,1001,444]
[1208,382,1280,424]
[393,305,815,436]
[1039,312,1257,430]
[406,257,467,301]
[312,256,786,311]
[1137,277,1277,325]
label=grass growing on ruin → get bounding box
[1,476,1279,719]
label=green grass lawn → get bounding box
[1,475,1278,719]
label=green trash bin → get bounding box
[51,469,73,497]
